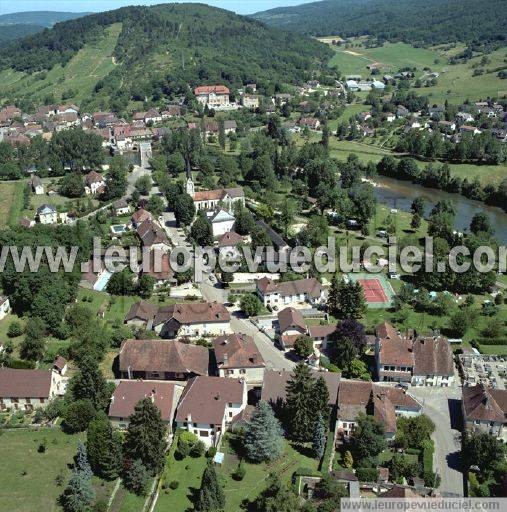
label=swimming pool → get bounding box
[110,224,127,235]
[94,270,112,292]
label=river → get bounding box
[373,176,507,244]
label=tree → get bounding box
[395,415,435,450]
[252,475,300,512]
[310,376,330,424]
[463,432,506,476]
[173,193,195,226]
[285,362,315,442]
[240,294,262,317]
[123,398,167,474]
[20,316,46,361]
[411,213,422,231]
[327,276,366,319]
[470,212,493,235]
[346,358,370,380]
[195,462,225,512]
[352,413,387,464]
[294,335,314,359]
[312,413,326,459]
[68,355,111,411]
[135,175,152,195]
[106,268,135,296]
[343,450,354,468]
[123,459,149,496]
[146,194,165,217]
[75,441,92,480]
[328,318,366,369]
[61,469,95,512]
[63,399,97,433]
[86,412,122,480]
[191,211,213,246]
[59,172,85,198]
[103,156,128,200]
[137,274,155,299]
[7,320,23,338]
[244,401,284,463]
[234,206,255,235]
[410,196,425,217]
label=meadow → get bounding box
[329,40,507,104]
[0,181,25,228]
[0,24,121,106]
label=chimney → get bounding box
[151,388,156,403]
[215,392,221,401]
[110,395,115,404]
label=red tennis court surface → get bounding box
[358,278,388,303]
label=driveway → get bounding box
[199,280,295,372]
[408,385,464,496]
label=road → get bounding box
[199,280,295,372]
[408,385,464,496]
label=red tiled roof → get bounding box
[175,376,244,424]
[125,300,159,323]
[193,187,243,202]
[153,302,230,327]
[258,277,323,299]
[109,380,179,422]
[413,337,453,377]
[0,369,52,398]
[131,208,152,224]
[194,85,230,96]
[463,384,507,423]
[278,307,306,334]
[218,231,243,247]
[213,334,265,369]
[308,324,338,339]
[119,339,209,376]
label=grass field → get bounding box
[0,428,115,512]
[0,24,121,105]
[329,41,507,104]
[156,434,319,512]
[0,181,24,228]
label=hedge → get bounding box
[356,467,379,482]
[475,337,507,346]
[405,448,422,456]
[422,439,434,475]
[319,430,335,473]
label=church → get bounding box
[186,178,245,214]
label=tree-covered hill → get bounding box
[0,3,332,110]
[252,0,506,48]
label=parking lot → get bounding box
[459,354,507,389]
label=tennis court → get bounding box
[347,273,396,308]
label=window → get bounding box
[228,403,233,407]
[199,430,209,437]
[239,369,246,374]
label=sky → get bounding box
[0,0,317,16]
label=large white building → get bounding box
[194,85,230,108]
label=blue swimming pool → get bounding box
[94,270,112,292]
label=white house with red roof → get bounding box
[84,171,105,195]
[194,85,230,108]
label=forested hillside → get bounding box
[0,3,331,111]
[253,0,506,48]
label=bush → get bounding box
[9,359,36,369]
[206,446,217,459]
[169,480,179,490]
[356,467,379,482]
[422,439,434,475]
[190,440,206,458]
[232,463,246,481]
[7,321,23,338]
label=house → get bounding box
[460,125,481,135]
[187,178,244,213]
[457,112,475,123]
[462,384,507,440]
[137,220,171,251]
[385,113,396,123]
[144,109,162,124]
[0,105,22,125]
[274,93,292,105]
[438,120,456,132]
[428,105,445,118]
[84,171,105,195]
[124,300,159,329]
[19,216,35,228]
[109,380,184,429]
[131,208,152,228]
[257,277,325,308]
[161,105,183,118]
[372,80,385,90]
[29,175,44,195]
[114,199,131,216]
[396,105,410,118]
[153,302,231,338]
[0,296,11,320]
[261,369,340,414]
[57,104,79,116]
[242,94,260,109]
[0,368,64,411]
[358,111,372,122]
[277,307,306,350]
[36,204,57,224]
[308,324,338,352]
[381,485,420,498]
[119,339,209,380]
[346,80,359,91]
[194,85,230,108]
[336,379,421,442]
[375,322,454,386]
[298,117,321,130]
[175,376,247,446]
[52,355,68,376]
[212,333,265,384]
[141,249,175,288]
[209,209,235,237]
[217,231,243,259]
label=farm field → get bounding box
[0,23,121,106]
[329,41,507,104]
[0,428,115,512]
[0,181,24,228]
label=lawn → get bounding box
[328,40,507,105]
[156,433,320,512]
[0,428,115,512]
[0,181,24,228]
[0,24,121,106]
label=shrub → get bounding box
[422,439,434,475]
[206,446,217,459]
[356,467,379,482]
[190,440,206,458]
[169,480,179,490]
[7,321,23,338]
[232,463,246,481]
